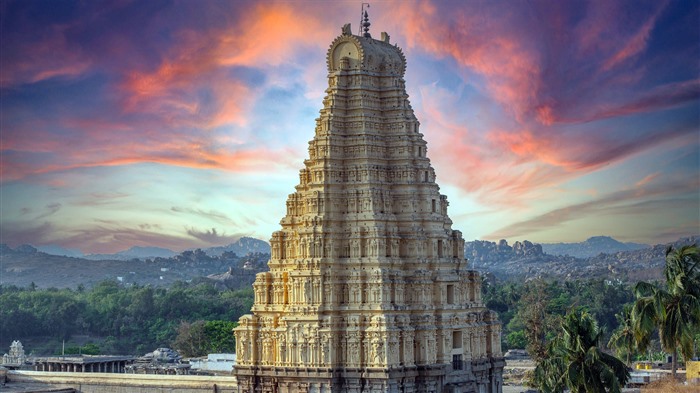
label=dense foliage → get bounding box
[482,278,635,352]
[172,320,238,357]
[0,280,253,355]
[533,309,629,393]
[631,245,700,376]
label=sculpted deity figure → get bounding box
[300,339,308,363]
[303,278,311,304]
[351,240,360,258]
[239,338,247,362]
[350,341,359,364]
[262,337,273,365]
[279,336,287,365]
[389,338,398,364]
[371,336,384,365]
[321,335,330,363]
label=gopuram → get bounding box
[234,15,504,393]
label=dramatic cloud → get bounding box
[186,227,243,245]
[488,176,700,240]
[1,0,697,251]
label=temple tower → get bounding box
[234,20,504,393]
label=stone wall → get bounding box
[8,370,237,393]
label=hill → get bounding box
[3,236,697,289]
[43,237,271,261]
[0,244,269,289]
[465,235,698,282]
[199,236,270,256]
[85,246,177,260]
[540,236,649,258]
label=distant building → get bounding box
[189,353,236,374]
[33,355,135,373]
[125,348,190,375]
[2,341,27,367]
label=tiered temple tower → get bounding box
[234,20,504,393]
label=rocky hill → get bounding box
[37,237,271,260]
[3,235,697,288]
[540,236,648,258]
[465,236,698,282]
[0,244,268,289]
[85,246,177,260]
[200,236,270,257]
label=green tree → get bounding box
[632,245,700,376]
[517,279,557,361]
[204,320,237,353]
[607,304,636,365]
[172,320,208,357]
[533,309,629,393]
[506,330,527,349]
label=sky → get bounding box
[1,0,698,254]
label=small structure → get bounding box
[33,355,135,373]
[504,349,529,360]
[688,360,700,385]
[125,348,191,375]
[189,353,236,375]
[2,340,27,367]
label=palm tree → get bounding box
[608,305,636,365]
[632,245,700,377]
[533,309,630,393]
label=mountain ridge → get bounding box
[2,235,697,288]
[540,235,649,258]
[19,236,271,260]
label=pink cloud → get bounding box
[389,0,688,129]
[417,85,571,206]
[1,24,92,87]
[3,3,344,182]
[120,2,334,129]
[601,1,668,72]
[390,2,540,121]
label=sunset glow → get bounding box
[1,0,698,253]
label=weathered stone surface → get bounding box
[8,370,237,393]
[234,22,504,393]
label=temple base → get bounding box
[234,358,504,393]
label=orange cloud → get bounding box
[120,2,334,130]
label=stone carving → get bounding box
[234,19,503,393]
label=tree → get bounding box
[607,305,636,365]
[172,320,208,357]
[632,245,700,377]
[533,309,630,393]
[516,279,557,361]
[172,320,238,357]
[204,320,237,353]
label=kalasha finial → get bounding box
[362,10,371,37]
[360,3,371,38]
